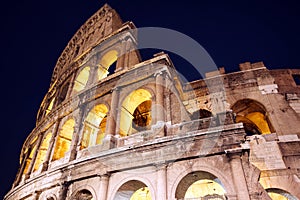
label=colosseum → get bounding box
[4,4,300,200]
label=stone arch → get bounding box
[38,193,57,200]
[33,131,52,171]
[170,163,235,200]
[111,178,155,200]
[71,189,94,200]
[174,171,227,199]
[80,104,109,149]
[56,78,71,106]
[70,184,97,200]
[45,97,55,116]
[52,117,75,161]
[231,98,274,135]
[72,66,91,94]
[21,136,39,176]
[260,175,300,199]
[266,188,298,200]
[84,98,111,119]
[119,88,153,136]
[97,49,119,81]
[190,108,212,120]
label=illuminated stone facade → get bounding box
[5,4,300,200]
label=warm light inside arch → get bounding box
[130,187,152,200]
[184,179,226,199]
[33,132,52,171]
[232,99,273,135]
[81,104,108,149]
[236,112,271,134]
[45,97,55,116]
[52,118,75,161]
[97,50,118,80]
[22,145,37,175]
[114,180,152,200]
[72,66,90,94]
[120,89,152,136]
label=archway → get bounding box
[72,66,91,94]
[73,189,94,200]
[190,109,212,120]
[81,104,108,149]
[45,97,55,116]
[52,118,75,161]
[266,188,298,200]
[97,50,118,80]
[113,180,152,200]
[22,143,37,175]
[231,99,273,135]
[175,171,227,200]
[33,132,52,171]
[120,89,152,136]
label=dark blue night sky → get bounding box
[1,0,300,198]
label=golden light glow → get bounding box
[52,119,75,161]
[72,66,90,94]
[184,179,226,199]
[246,112,271,134]
[22,145,37,175]
[33,132,52,171]
[120,89,152,136]
[45,97,55,116]
[81,104,108,149]
[130,187,152,200]
[268,192,288,200]
[97,50,118,80]
[236,112,271,134]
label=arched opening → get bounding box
[97,50,118,80]
[45,97,55,116]
[56,81,70,105]
[114,180,152,200]
[266,188,298,200]
[52,118,75,161]
[231,99,274,136]
[72,66,91,94]
[190,109,212,120]
[81,104,108,149]
[120,89,152,136]
[22,144,37,175]
[33,132,52,171]
[73,189,94,200]
[175,171,227,200]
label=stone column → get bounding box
[42,118,62,171]
[151,96,157,125]
[227,149,250,200]
[87,65,98,86]
[155,72,165,123]
[69,104,86,161]
[58,181,69,200]
[25,134,43,178]
[98,174,110,200]
[65,72,77,99]
[156,163,167,200]
[32,191,40,200]
[106,87,120,136]
[116,40,128,72]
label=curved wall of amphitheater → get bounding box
[5,4,300,200]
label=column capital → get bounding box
[111,86,120,92]
[225,148,243,160]
[155,161,168,170]
[154,70,167,78]
[98,173,110,180]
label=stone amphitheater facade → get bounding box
[5,4,300,200]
